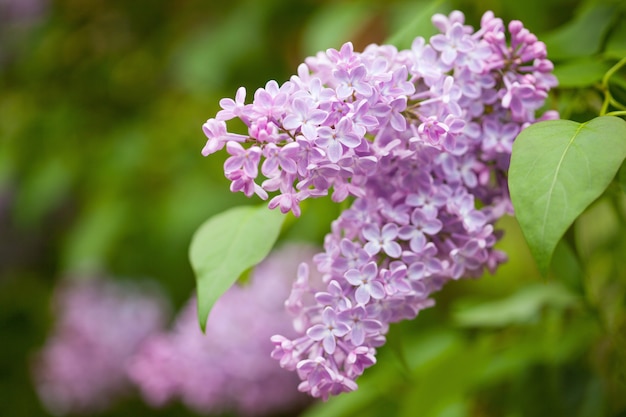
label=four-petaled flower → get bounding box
[316,117,363,163]
[306,307,350,354]
[338,306,383,345]
[344,262,386,305]
[283,98,328,140]
[362,223,402,258]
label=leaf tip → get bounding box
[197,297,209,334]
[530,245,553,278]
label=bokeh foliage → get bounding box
[1,0,625,416]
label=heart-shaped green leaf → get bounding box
[189,204,286,331]
[509,116,626,275]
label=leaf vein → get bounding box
[541,123,586,240]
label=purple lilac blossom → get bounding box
[0,0,47,26]
[127,245,317,416]
[32,278,169,415]
[201,10,558,400]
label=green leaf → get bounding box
[553,58,612,88]
[550,239,585,294]
[574,197,621,260]
[604,9,626,60]
[543,4,617,61]
[171,0,265,95]
[189,204,286,331]
[452,283,579,327]
[14,157,72,227]
[301,1,374,56]
[386,0,450,50]
[61,197,127,273]
[619,159,626,194]
[509,116,626,275]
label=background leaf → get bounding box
[552,58,612,88]
[452,282,579,327]
[509,116,626,275]
[301,1,375,55]
[386,0,449,49]
[604,16,626,59]
[542,3,617,60]
[189,205,286,331]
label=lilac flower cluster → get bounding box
[32,278,168,415]
[201,11,557,399]
[202,11,556,217]
[128,245,317,417]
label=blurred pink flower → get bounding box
[32,277,169,415]
[128,244,318,416]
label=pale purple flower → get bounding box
[316,117,362,163]
[201,118,247,156]
[261,142,299,176]
[405,183,450,218]
[296,358,358,400]
[345,346,377,376]
[338,306,383,345]
[224,142,262,178]
[283,98,328,140]
[398,208,443,250]
[362,223,402,258]
[344,262,385,305]
[217,86,248,121]
[253,80,290,120]
[379,66,415,97]
[430,22,475,66]
[382,261,412,294]
[292,76,336,107]
[334,65,373,99]
[447,190,487,232]
[410,37,444,85]
[307,307,351,354]
[332,238,371,272]
[502,75,549,122]
[249,116,278,143]
[431,10,467,33]
[226,169,267,199]
[315,280,352,310]
[325,41,360,70]
[438,152,482,188]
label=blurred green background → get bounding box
[1,0,625,416]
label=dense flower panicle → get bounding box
[128,245,317,417]
[201,12,556,216]
[32,278,169,415]
[201,10,557,400]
